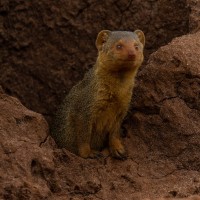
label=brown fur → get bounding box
[51,30,145,159]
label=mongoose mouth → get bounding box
[126,57,136,61]
[115,58,137,65]
[109,61,139,72]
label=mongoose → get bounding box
[51,30,145,159]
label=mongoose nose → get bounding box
[128,50,135,60]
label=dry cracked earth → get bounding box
[0,0,200,199]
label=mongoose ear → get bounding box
[96,30,111,51]
[134,30,145,46]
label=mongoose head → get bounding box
[96,30,145,72]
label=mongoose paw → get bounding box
[110,146,127,160]
[79,144,102,159]
[88,150,103,159]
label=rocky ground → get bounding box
[0,0,200,199]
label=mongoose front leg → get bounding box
[76,119,102,159]
[109,124,127,160]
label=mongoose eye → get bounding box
[116,44,123,50]
[134,44,139,50]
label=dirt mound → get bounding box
[1,0,200,199]
[129,30,200,198]
[0,0,192,123]
[132,31,200,163]
[0,90,52,199]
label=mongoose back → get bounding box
[51,30,145,159]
